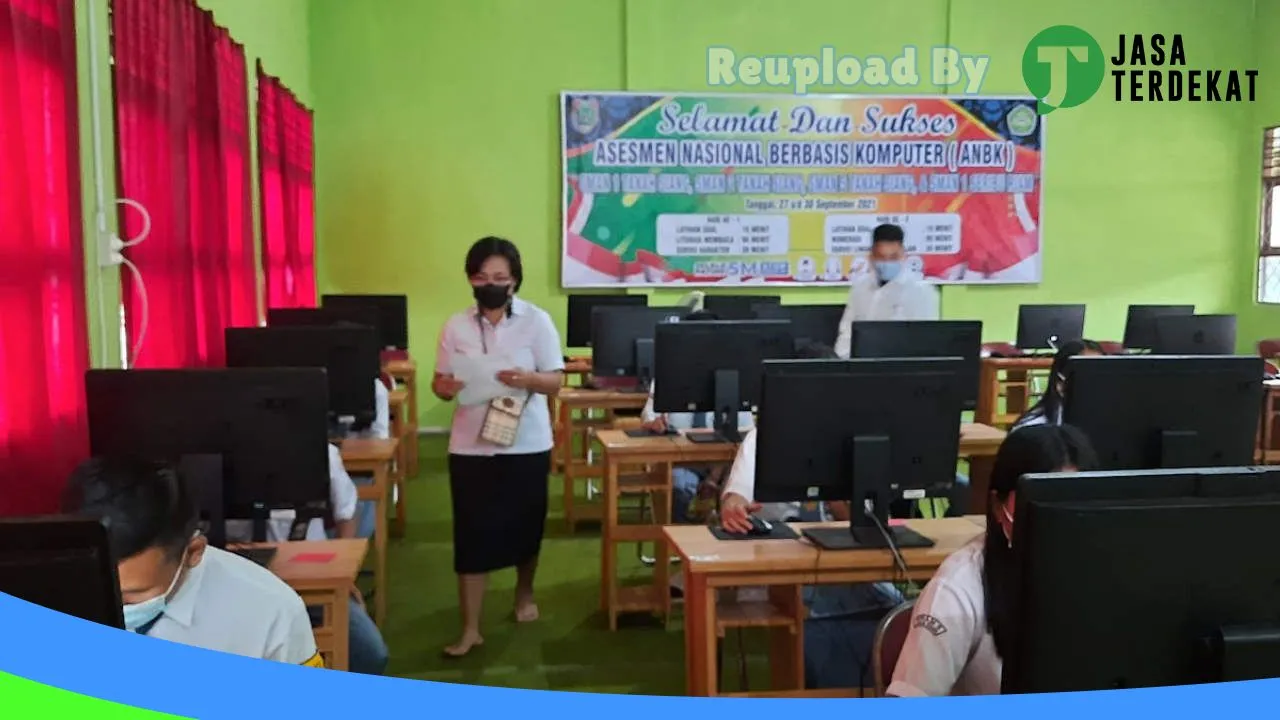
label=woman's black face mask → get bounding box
[473,283,511,310]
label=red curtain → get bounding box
[257,63,315,309]
[112,0,255,368]
[0,0,91,515]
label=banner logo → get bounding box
[1022,25,1105,115]
[569,97,600,135]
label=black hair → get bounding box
[464,236,523,292]
[871,223,905,244]
[983,424,1097,661]
[61,457,197,562]
[1015,338,1105,427]
[794,341,837,360]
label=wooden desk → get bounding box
[383,358,418,476]
[666,517,984,697]
[387,387,411,537]
[595,424,1004,629]
[339,437,398,626]
[237,539,368,671]
[555,387,649,530]
[975,356,1053,428]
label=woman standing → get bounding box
[432,237,564,657]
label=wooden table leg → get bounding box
[561,400,576,531]
[331,586,350,672]
[373,463,389,626]
[405,371,419,477]
[968,455,996,509]
[1005,369,1029,422]
[976,360,999,426]
[684,571,716,696]
[768,585,804,692]
[602,457,619,626]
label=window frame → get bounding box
[1257,127,1280,304]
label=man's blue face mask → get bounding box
[873,260,903,284]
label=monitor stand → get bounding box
[686,368,741,444]
[1158,429,1199,468]
[803,435,935,551]
[634,338,655,392]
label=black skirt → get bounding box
[448,451,551,574]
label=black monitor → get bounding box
[652,320,794,442]
[266,307,336,327]
[0,516,124,629]
[179,453,228,550]
[1122,304,1195,350]
[703,294,781,320]
[1151,314,1237,355]
[1015,304,1086,352]
[1063,355,1262,470]
[566,294,647,348]
[590,306,684,386]
[322,294,408,350]
[848,320,983,411]
[750,304,844,348]
[85,368,330,542]
[225,325,379,427]
[1004,465,1280,693]
[754,358,964,550]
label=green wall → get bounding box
[1243,0,1280,345]
[74,0,312,369]
[311,0,1267,429]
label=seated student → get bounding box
[62,457,322,665]
[718,342,903,688]
[888,424,1098,697]
[222,443,389,676]
[1012,339,1105,431]
[348,377,392,540]
[640,310,753,524]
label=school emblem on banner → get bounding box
[569,97,600,135]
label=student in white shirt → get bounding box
[433,236,565,658]
[640,310,753,524]
[1011,339,1104,431]
[888,424,1098,697]
[62,457,323,666]
[834,223,940,360]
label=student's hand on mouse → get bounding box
[641,416,668,433]
[433,373,464,400]
[720,492,761,534]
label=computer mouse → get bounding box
[747,516,773,536]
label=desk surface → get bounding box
[383,358,416,373]
[232,539,367,591]
[597,422,1006,459]
[981,355,1054,368]
[666,516,984,575]
[388,388,409,405]
[339,437,399,462]
[559,387,651,405]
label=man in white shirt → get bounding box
[62,457,323,666]
[834,223,941,360]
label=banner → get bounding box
[561,92,1044,287]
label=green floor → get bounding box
[381,436,692,693]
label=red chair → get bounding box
[980,342,1021,358]
[1258,339,1280,369]
[1097,340,1125,355]
[873,599,916,696]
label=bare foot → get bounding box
[442,632,484,658]
[514,596,539,623]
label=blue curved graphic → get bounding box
[1,590,1277,717]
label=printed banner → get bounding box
[561,92,1044,287]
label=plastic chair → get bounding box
[1097,340,1125,355]
[872,599,916,696]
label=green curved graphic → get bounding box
[0,672,188,718]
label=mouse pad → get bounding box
[710,523,799,541]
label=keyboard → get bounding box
[233,546,278,568]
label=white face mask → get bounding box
[122,542,191,632]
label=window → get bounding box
[1258,126,1280,303]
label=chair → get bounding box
[1096,340,1125,355]
[872,599,916,696]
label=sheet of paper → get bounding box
[453,352,518,406]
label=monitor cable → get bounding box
[865,498,919,595]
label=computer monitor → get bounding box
[321,294,409,350]
[225,325,380,427]
[179,453,228,550]
[1015,304,1086,352]
[590,306,684,387]
[703,294,781,320]
[1151,314,1237,355]
[266,307,336,327]
[848,320,983,411]
[652,320,794,442]
[754,358,965,550]
[1062,355,1262,470]
[85,368,330,541]
[1122,304,1195,350]
[750,304,844,348]
[1004,465,1280,692]
[566,294,647,348]
[0,516,124,629]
